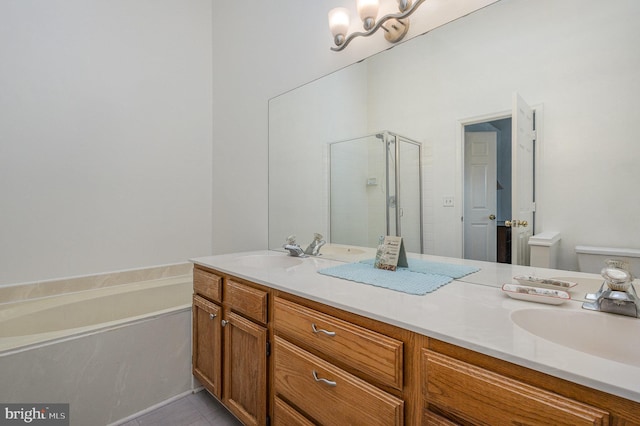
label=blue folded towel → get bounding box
[318,262,452,295]
[317,258,480,295]
[360,258,479,279]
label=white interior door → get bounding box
[511,93,535,266]
[464,131,497,261]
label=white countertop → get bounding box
[191,249,640,403]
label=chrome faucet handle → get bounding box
[285,234,297,245]
[283,244,306,257]
[585,281,606,301]
[304,233,326,256]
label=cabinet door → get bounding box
[193,296,222,399]
[223,311,268,426]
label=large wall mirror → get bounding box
[269,0,639,272]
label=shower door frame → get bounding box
[328,131,423,253]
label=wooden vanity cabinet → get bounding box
[193,265,640,426]
[422,339,640,426]
[192,267,268,426]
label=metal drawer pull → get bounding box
[312,370,337,387]
[209,313,217,320]
[311,323,336,337]
[221,319,228,327]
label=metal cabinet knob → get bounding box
[221,319,228,327]
[209,313,217,320]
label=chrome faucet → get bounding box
[583,261,639,318]
[283,235,307,257]
[304,233,326,256]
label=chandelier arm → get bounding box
[331,0,426,51]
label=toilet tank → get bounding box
[575,245,640,276]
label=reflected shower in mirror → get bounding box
[329,131,422,253]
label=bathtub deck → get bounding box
[120,390,241,426]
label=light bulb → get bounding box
[328,7,350,45]
[356,0,379,30]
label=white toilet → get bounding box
[529,232,561,269]
[575,245,640,277]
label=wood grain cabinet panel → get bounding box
[423,350,609,425]
[423,410,459,426]
[274,336,404,426]
[273,397,315,426]
[193,268,222,302]
[274,297,403,390]
[226,279,268,324]
[193,268,269,426]
[192,295,222,399]
[223,311,268,426]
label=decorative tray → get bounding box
[502,283,571,305]
[514,275,578,289]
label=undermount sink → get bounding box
[511,308,640,367]
[231,254,303,269]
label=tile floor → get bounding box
[120,390,243,426]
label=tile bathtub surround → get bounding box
[0,262,193,304]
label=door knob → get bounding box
[489,214,496,220]
[519,220,528,228]
[505,220,513,227]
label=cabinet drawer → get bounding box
[226,279,268,324]
[273,397,314,426]
[193,267,221,302]
[274,336,403,426]
[423,350,609,425]
[423,410,458,426]
[274,297,403,390]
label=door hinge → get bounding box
[531,129,537,140]
[266,340,271,357]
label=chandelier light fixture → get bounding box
[328,0,426,51]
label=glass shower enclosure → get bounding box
[329,131,423,253]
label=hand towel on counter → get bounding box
[360,258,479,279]
[317,258,480,295]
